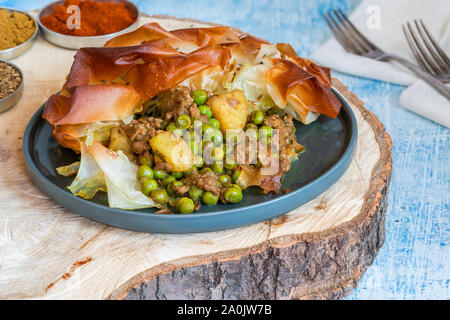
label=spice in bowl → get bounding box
[0,9,36,50]
[0,61,22,100]
[40,0,137,36]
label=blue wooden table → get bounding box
[2,0,448,300]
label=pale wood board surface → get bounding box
[0,15,386,299]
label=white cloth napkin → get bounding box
[311,0,450,128]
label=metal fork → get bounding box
[403,20,450,83]
[324,9,450,101]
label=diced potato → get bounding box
[150,131,193,172]
[94,125,113,144]
[108,127,132,154]
[207,89,249,132]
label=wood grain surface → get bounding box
[0,14,391,300]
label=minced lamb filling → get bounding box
[119,85,303,214]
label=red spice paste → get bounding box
[40,0,136,36]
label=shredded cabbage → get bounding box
[89,142,156,210]
[66,141,156,210]
[67,144,106,199]
[56,161,80,176]
[230,63,269,104]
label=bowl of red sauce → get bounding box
[37,0,140,49]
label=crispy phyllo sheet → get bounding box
[44,84,141,125]
[44,23,340,154]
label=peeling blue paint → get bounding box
[1,0,448,300]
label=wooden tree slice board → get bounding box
[0,14,392,300]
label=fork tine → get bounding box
[326,11,366,55]
[335,9,378,51]
[406,21,441,75]
[323,13,356,53]
[333,10,370,53]
[324,12,361,54]
[418,20,450,68]
[323,13,355,53]
[403,24,434,74]
[414,20,448,74]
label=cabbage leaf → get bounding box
[88,142,156,210]
[56,161,80,176]
[66,141,156,210]
[67,144,106,199]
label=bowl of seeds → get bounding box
[0,60,24,113]
[0,7,38,60]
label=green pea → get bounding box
[176,197,195,214]
[151,189,168,204]
[200,167,213,175]
[173,128,183,137]
[153,169,168,180]
[211,163,224,175]
[260,126,273,137]
[211,147,224,161]
[219,174,231,185]
[141,178,158,195]
[168,197,179,208]
[211,130,223,145]
[169,181,183,192]
[195,155,204,168]
[202,191,219,206]
[251,110,264,125]
[202,124,213,134]
[224,162,237,170]
[232,170,241,182]
[166,122,177,132]
[188,186,203,200]
[176,114,192,129]
[191,140,199,155]
[173,181,184,188]
[172,171,184,179]
[199,105,212,118]
[245,123,258,131]
[232,184,241,191]
[224,187,243,203]
[202,140,214,153]
[259,134,271,145]
[139,155,153,167]
[137,165,153,179]
[208,118,220,130]
[191,90,208,106]
[186,166,197,176]
[162,175,176,186]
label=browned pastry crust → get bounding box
[43,23,341,152]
